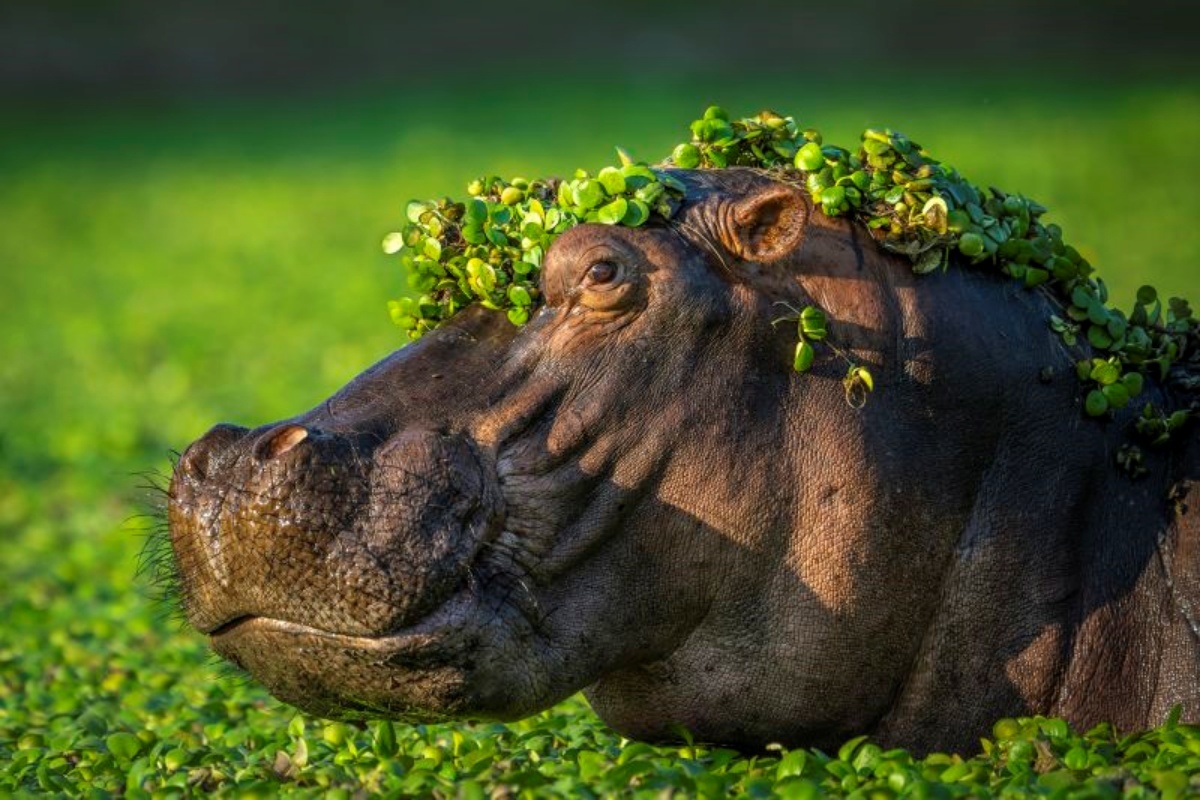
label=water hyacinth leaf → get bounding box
[596,197,628,225]
[1102,382,1131,410]
[423,237,442,261]
[405,201,430,223]
[1090,360,1121,385]
[461,222,485,245]
[382,107,1194,439]
[489,204,512,225]
[381,232,405,255]
[1087,325,1114,350]
[672,143,702,169]
[1085,390,1110,417]
[799,306,828,340]
[1106,314,1128,340]
[957,233,984,257]
[573,180,606,210]
[1122,371,1144,397]
[622,198,650,227]
[849,366,875,392]
[508,285,532,307]
[598,166,626,195]
[821,185,846,211]
[465,198,488,225]
[106,732,142,761]
[793,340,815,373]
[1023,267,1050,288]
[795,141,825,172]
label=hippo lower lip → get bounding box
[211,616,442,650]
[209,583,478,649]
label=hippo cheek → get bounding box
[361,429,505,627]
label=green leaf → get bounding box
[837,735,869,763]
[489,204,513,225]
[461,222,485,245]
[381,232,405,255]
[1121,371,1145,397]
[573,180,606,210]
[374,721,398,758]
[405,201,430,223]
[1102,382,1131,410]
[423,237,442,261]
[106,732,142,761]
[596,197,628,225]
[465,198,488,226]
[622,199,650,227]
[1136,285,1158,305]
[1089,360,1120,385]
[1023,267,1050,288]
[850,366,874,392]
[672,143,702,169]
[795,142,825,172]
[957,232,984,258]
[597,166,626,195]
[507,285,532,307]
[1085,390,1109,417]
[1087,325,1113,350]
[799,306,828,340]
[793,340,815,373]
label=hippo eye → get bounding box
[586,261,618,285]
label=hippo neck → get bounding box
[729,215,1200,748]
[800,230,1200,751]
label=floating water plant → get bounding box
[385,106,1196,442]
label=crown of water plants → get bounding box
[384,106,1196,457]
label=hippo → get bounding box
[167,168,1200,754]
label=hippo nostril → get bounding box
[257,424,310,461]
[178,423,250,481]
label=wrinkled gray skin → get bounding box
[169,169,1200,754]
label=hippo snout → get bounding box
[176,422,251,482]
[168,421,503,643]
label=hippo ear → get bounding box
[727,183,808,263]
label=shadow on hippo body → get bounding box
[167,168,1200,754]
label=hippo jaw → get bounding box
[167,409,565,721]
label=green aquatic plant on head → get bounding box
[384,106,1197,440]
[383,163,685,335]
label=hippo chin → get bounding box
[168,168,1200,753]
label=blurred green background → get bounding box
[1,1,1198,794]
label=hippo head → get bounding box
[167,168,1031,749]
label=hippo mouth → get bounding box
[205,573,479,647]
[204,583,507,720]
